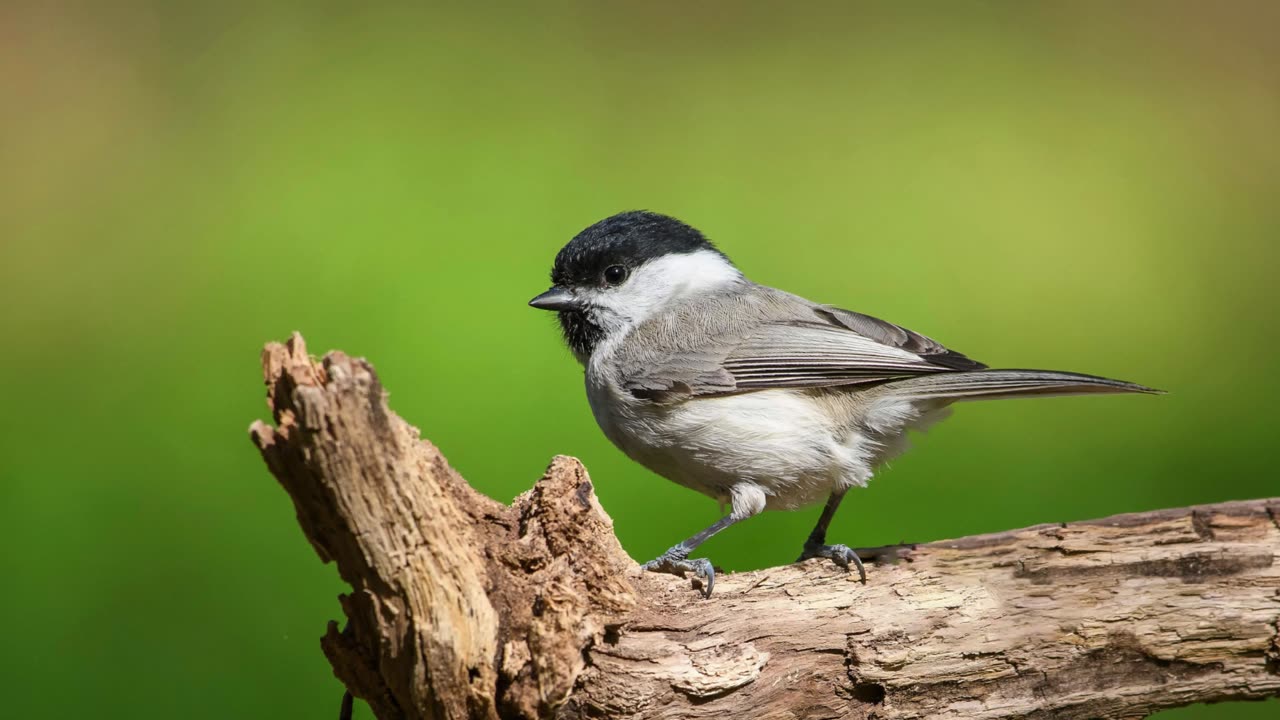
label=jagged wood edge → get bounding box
[250,333,1280,720]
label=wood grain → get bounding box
[250,334,1280,720]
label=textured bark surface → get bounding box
[250,334,1280,720]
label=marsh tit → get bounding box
[529,211,1159,597]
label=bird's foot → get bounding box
[642,547,717,598]
[797,542,867,583]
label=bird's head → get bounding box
[529,211,741,362]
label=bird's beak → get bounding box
[528,286,580,312]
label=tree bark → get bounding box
[249,334,1280,720]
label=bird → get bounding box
[528,210,1160,597]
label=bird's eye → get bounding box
[603,265,628,285]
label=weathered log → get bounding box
[249,334,1280,720]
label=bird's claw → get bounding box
[643,550,717,598]
[798,542,867,584]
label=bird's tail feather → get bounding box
[877,369,1162,402]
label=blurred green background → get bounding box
[2,1,1276,718]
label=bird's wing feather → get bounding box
[620,289,986,403]
[813,306,985,372]
[724,321,959,390]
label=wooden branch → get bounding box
[249,334,1280,720]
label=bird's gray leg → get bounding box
[797,490,867,583]
[643,514,741,598]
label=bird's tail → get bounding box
[876,369,1162,402]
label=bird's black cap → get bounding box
[550,211,727,287]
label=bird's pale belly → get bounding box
[588,383,868,513]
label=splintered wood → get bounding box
[251,334,1280,720]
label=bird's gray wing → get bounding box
[621,292,986,404]
[722,317,980,392]
[811,306,984,372]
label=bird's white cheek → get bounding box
[605,284,671,325]
[591,250,743,329]
[579,290,630,333]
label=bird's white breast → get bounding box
[586,366,861,512]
